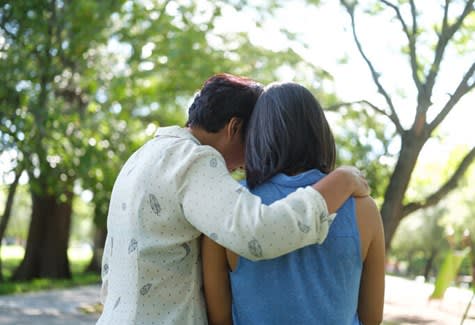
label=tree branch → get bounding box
[428,60,475,133]
[341,0,403,133]
[0,167,22,242]
[402,146,475,217]
[0,8,17,40]
[380,0,423,94]
[425,0,474,101]
[325,99,404,134]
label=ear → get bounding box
[227,117,243,139]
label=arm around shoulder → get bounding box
[313,166,369,213]
[180,148,334,260]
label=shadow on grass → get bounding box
[0,252,100,296]
[0,272,100,295]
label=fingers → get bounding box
[334,165,370,197]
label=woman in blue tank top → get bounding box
[202,82,385,325]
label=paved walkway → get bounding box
[1,275,475,324]
[384,275,475,325]
[0,285,100,325]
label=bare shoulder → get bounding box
[354,196,382,227]
[355,196,379,213]
[354,196,384,260]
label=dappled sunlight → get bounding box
[384,275,475,325]
[0,0,474,324]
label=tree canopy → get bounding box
[1,0,474,279]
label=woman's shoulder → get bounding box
[354,196,384,260]
[354,196,382,231]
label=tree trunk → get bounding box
[0,169,21,282]
[405,250,415,275]
[381,134,425,250]
[423,248,437,282]
[12,191,73,280]
[85,226,107,273]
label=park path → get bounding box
[0,284,100,325]
[0,275,475,324]
[384,275,475,325]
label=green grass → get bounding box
[0,245,101,295]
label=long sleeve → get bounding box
[179,147,335,261]
[99,234,112,305]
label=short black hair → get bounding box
[186,73,263,139]
[245,82,336,189]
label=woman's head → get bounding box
[245,82,336,188]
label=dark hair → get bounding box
[245,82,336,189]
[186,73,263,139]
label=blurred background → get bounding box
[0,0,474,324]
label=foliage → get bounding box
[390,205,449,278]
[430,247,470,299]
[1,0,331,278]
[0,184,30,240]
[331,107,394,202]
[78,0,331,230]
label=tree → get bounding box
[0,0,126,280]
[336,0,475,249]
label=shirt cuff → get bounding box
[300,186,337,241]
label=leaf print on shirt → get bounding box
[209,233,218,241]
[298,220,310,233]
[140,283,152,295]
[248,238,263,257]
[103,263,109,275]
[110,237,113,256]
[149,194,161,215]
[126,164,136,176]
[128,238,138,254]
[180,243,191,261]
[209,158,218,168]
[113,297,121,309]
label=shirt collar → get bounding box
[155,126,201,145]
[270,169,325,187]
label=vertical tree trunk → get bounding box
[0,171,21,282]
[381,134,425,250]
[12,191,73,280]
[423,248,437,282]
[85,226,107,273]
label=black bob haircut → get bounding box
[245,82,336,189]
[186,73,263,139]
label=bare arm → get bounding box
[355,197,385,325]
[202,236,233,325]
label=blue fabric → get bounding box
[231,169,362,325]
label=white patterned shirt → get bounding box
[97,126,334,325]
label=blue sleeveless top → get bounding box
[231,170,362,325]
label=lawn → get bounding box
[0,245,101,295]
